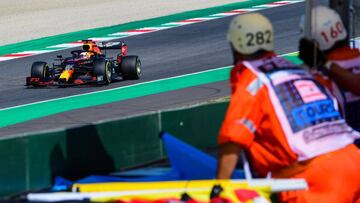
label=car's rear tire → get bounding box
[120,56,141,80]
[31,61,49,79]
[94,59,112,85]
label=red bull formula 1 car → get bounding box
[26,40,141,87]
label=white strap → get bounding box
[241,150,253,181]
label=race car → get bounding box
[26,40,141,87]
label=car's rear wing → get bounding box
[97,41,124,49]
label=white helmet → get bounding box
[310,6,347,51]
[227,13,274,55]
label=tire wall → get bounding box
[0,101,228,198]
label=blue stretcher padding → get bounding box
[52,132,245,191]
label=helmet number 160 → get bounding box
[246,30,272,47]
[320,21,344,43]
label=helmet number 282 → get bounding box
[320,21,344,43]
[246,30,272,47]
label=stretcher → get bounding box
[28,178,307,202]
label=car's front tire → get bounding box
[31,61,49,79]
[94,59,112,85]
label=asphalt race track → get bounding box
[0,1,320,136]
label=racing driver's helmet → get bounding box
[79,52,92,60]
[227,13,274,55]
[307,6,347,51]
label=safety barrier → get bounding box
[0,100,228,198]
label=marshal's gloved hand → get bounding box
[298,38,327,68]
